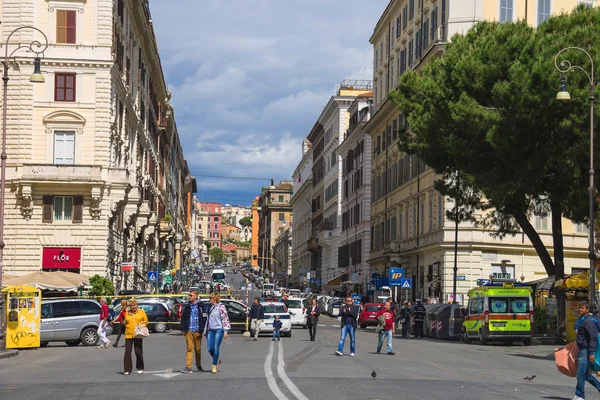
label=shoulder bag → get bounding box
[134,323,149,339]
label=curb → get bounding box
[0,349,19,360]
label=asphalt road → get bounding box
[0,270,581,400]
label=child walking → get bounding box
[272,315,283,341]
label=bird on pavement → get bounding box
[523,375,536,381]
[371,370,377,379]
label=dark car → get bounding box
[111,300,171,333]
[170,299,249,332]
[359,303,384,328]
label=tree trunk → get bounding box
[512,210,556,276]
[551,200,566,344]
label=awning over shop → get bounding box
[526,275,555,291]
[326,273,346,285]
[2,271,90,291]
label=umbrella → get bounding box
[1,273,15,281]
[2,271,79,291]
[51,271,91,287]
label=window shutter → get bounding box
[73,196,83,223]
[66,10,76,43]
[57,11,67,43]
[43,196,53,223]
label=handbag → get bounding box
[134,324,149,339]
[554,341,578,377]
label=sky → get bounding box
[149,0,389,206]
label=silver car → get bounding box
[40,299,112,347]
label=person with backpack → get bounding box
[574,301,600,400]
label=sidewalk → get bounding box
[0,349,19,360]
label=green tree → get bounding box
[210,247,225,264]
[204,240,211,251]
[390,7,600,342]
[239,216,252,228]
[89,274,115,296]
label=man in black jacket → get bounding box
[335,297,360,356]
[250,297,265,341]
[180,290,208,373]
[413,299,426,338]
[574,301,600,400]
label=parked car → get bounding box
[329,297,342,316]
[40,298,113,347]
[111,299,171,333]
[359,303,384,329]
[170,298,249,333]
[254,302,292,337]
[283,297,309,328]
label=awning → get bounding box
[326,273,346,285]
[526,276,555,291]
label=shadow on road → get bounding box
[509,352,554,361]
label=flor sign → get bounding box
[388,267,405,286]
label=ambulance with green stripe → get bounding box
[462,281,533,345]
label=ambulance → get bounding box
[462,280,533,346]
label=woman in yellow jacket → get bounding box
[123,298,148,375]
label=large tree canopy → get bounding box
[390,6,600,341]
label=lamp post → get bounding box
[0,26,48,351]
[555,47,596,305]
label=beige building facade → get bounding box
[2,0,192,290]
[367,0,591,303]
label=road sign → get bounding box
[121,262,134,272]
[401,278,412,289]
[165,275,173,284]
[388,268,405,286]
[147,271,158,282]
[456,275,466,281]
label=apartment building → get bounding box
[2,0,193,289]
[337,94,373,294]
[366,0,591,303]
[198,202,222,249]
[290,140,313,287]
[273,226,293,284]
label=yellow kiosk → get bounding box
[556,272,594,343]
[2,285,41,349]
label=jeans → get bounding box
[207,329,224,366]
[273,329,280,340]
[377,330,393,353]
[124,338,144,373]
[576,348,600,398]
[337,324,356,354]
[185,331,202,369]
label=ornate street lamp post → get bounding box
[555,47,596,304]
[0,26,48,351]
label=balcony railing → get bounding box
[20,164,129,183]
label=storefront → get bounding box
[42,247,82,273]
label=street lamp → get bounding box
[554,46,596,305]
[0,26,48,351]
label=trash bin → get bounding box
[435,304,463,341]
[431,304,450,339]
[425,304,444,338]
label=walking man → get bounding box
[336,297,360,357]
[399,302,411,338]
[97,298,110,349]
[574,301,600,400]
[413,299,426,338]
[180,289,208,373]
[250,297,265,341]
[376,301,396,355]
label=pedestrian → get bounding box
[249,297,265,341]
[376,301,396,355]
[111,300,128,348]
[123,298,148,375]
[272,315,282,341]
[413,299,426,338]
[307,298,320,341]
[399,302,411,338]
[573,301,600,400]
[203,292,231,374]
[335,297,360,357]
[97,298,111,349]
[180,289,208,373]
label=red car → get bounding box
[359,303,384,328]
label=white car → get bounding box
[283,297,309,328]
[274,287,283,297]
[258,302,293,337]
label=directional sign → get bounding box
[388,268,405,286]
[401,278,412,289]
[147,271,158,282]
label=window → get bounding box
[534,214,549,231]
[54,131,75,164]
[278,195,284,202]
[279,213,285,222]
[420,199,425,234]
[398,210,403,241]
[409,0,415,20]
[408,39,414,66]
[428,196,433,232]
[402,5,408,30]
[438,194,443,227]
[396,16,401,37]
[56,10,76,44]
[51,301,80,318]
[579,0,593,7]
[500,0,514,22]
[431,7,438,40]
[575,222,589,234]
[55,73,76,102]
[80,301,100,315]
[491,264,515,279]
[537,0,551,25]
[412,202,417,236]
[54,196,73,221]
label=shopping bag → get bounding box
[134,324,149,339]
[555,341,579,377]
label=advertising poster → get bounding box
[3,285,41,349]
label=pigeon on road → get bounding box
[372,370,377,379]
[523,375,536,381]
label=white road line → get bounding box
[317,324,326,327]
[277,340,310,400]
[264,340,290,400]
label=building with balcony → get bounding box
[274,226,293,285]
[366,0,591,303]
[2,0,193,290]
[257,181,293,278]
[198,202,222,249]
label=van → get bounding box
[463,281,533,346]
[211,269,226,282]
[40,299,112,347]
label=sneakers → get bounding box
[254,338,258,341]
[137,370,143,374]
[335,350,343,356]
[123,372,130,375]
[572,397,584,400]
[350,353,355,357]
[272,338,276,341]
[387,352,395,355]
[181,367,193,374]
[211,365,218,374]
[197,366,204,372]
[376,350,381,354]
[106,340,111,347]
